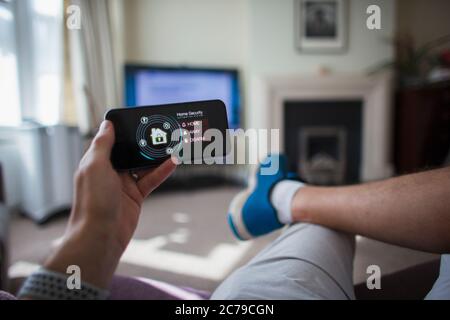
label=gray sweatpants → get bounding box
[211,223,356,300]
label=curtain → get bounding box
[69,0,121,135]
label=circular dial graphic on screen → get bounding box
[136,115,182,160]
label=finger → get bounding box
[137,159,177,197]
[90,120,115,161]
[133,155,180,180]
[119,172,145,204]
[133,168,155,180]
[120,171,138,189]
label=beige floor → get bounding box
[8,186,438,293]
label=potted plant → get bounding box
[428,48,450,83]
[369,34,450,88]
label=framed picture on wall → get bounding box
[295,0,348,53]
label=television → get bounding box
[125,65,242,129]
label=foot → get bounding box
[227,154,298,240]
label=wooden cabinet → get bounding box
[395,81,450,174]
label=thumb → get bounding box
[91,120,115,160]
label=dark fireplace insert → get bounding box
[284,100,362,185]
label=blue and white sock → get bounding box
[270,180,304,224]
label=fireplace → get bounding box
[285,100,362,185]
[299,127,347,185]
[249,73,394,182]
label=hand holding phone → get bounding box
[105,100,230,171]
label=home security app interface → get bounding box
[106,100,229,170]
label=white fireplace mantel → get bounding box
[249,73,394,181]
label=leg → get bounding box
[212,223,355,300]
[221,155,354,299]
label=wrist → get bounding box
[44,218,123,289]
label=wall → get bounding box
[248,0,395,75]
[123,0,396,127]
[124,0,249,68]
[397,0,450,47]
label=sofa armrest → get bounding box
[354,259,441,300]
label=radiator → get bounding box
[0,125,83,223]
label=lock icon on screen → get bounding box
[151,128,168,146]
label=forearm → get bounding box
[293,166,450,253]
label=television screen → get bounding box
[125,65,241,129]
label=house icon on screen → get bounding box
[151,128,168,145]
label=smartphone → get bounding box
[105,100,230,171]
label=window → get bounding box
[0,0,64,126]
[0,0,21,125]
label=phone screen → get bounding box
[105,100,230,171]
